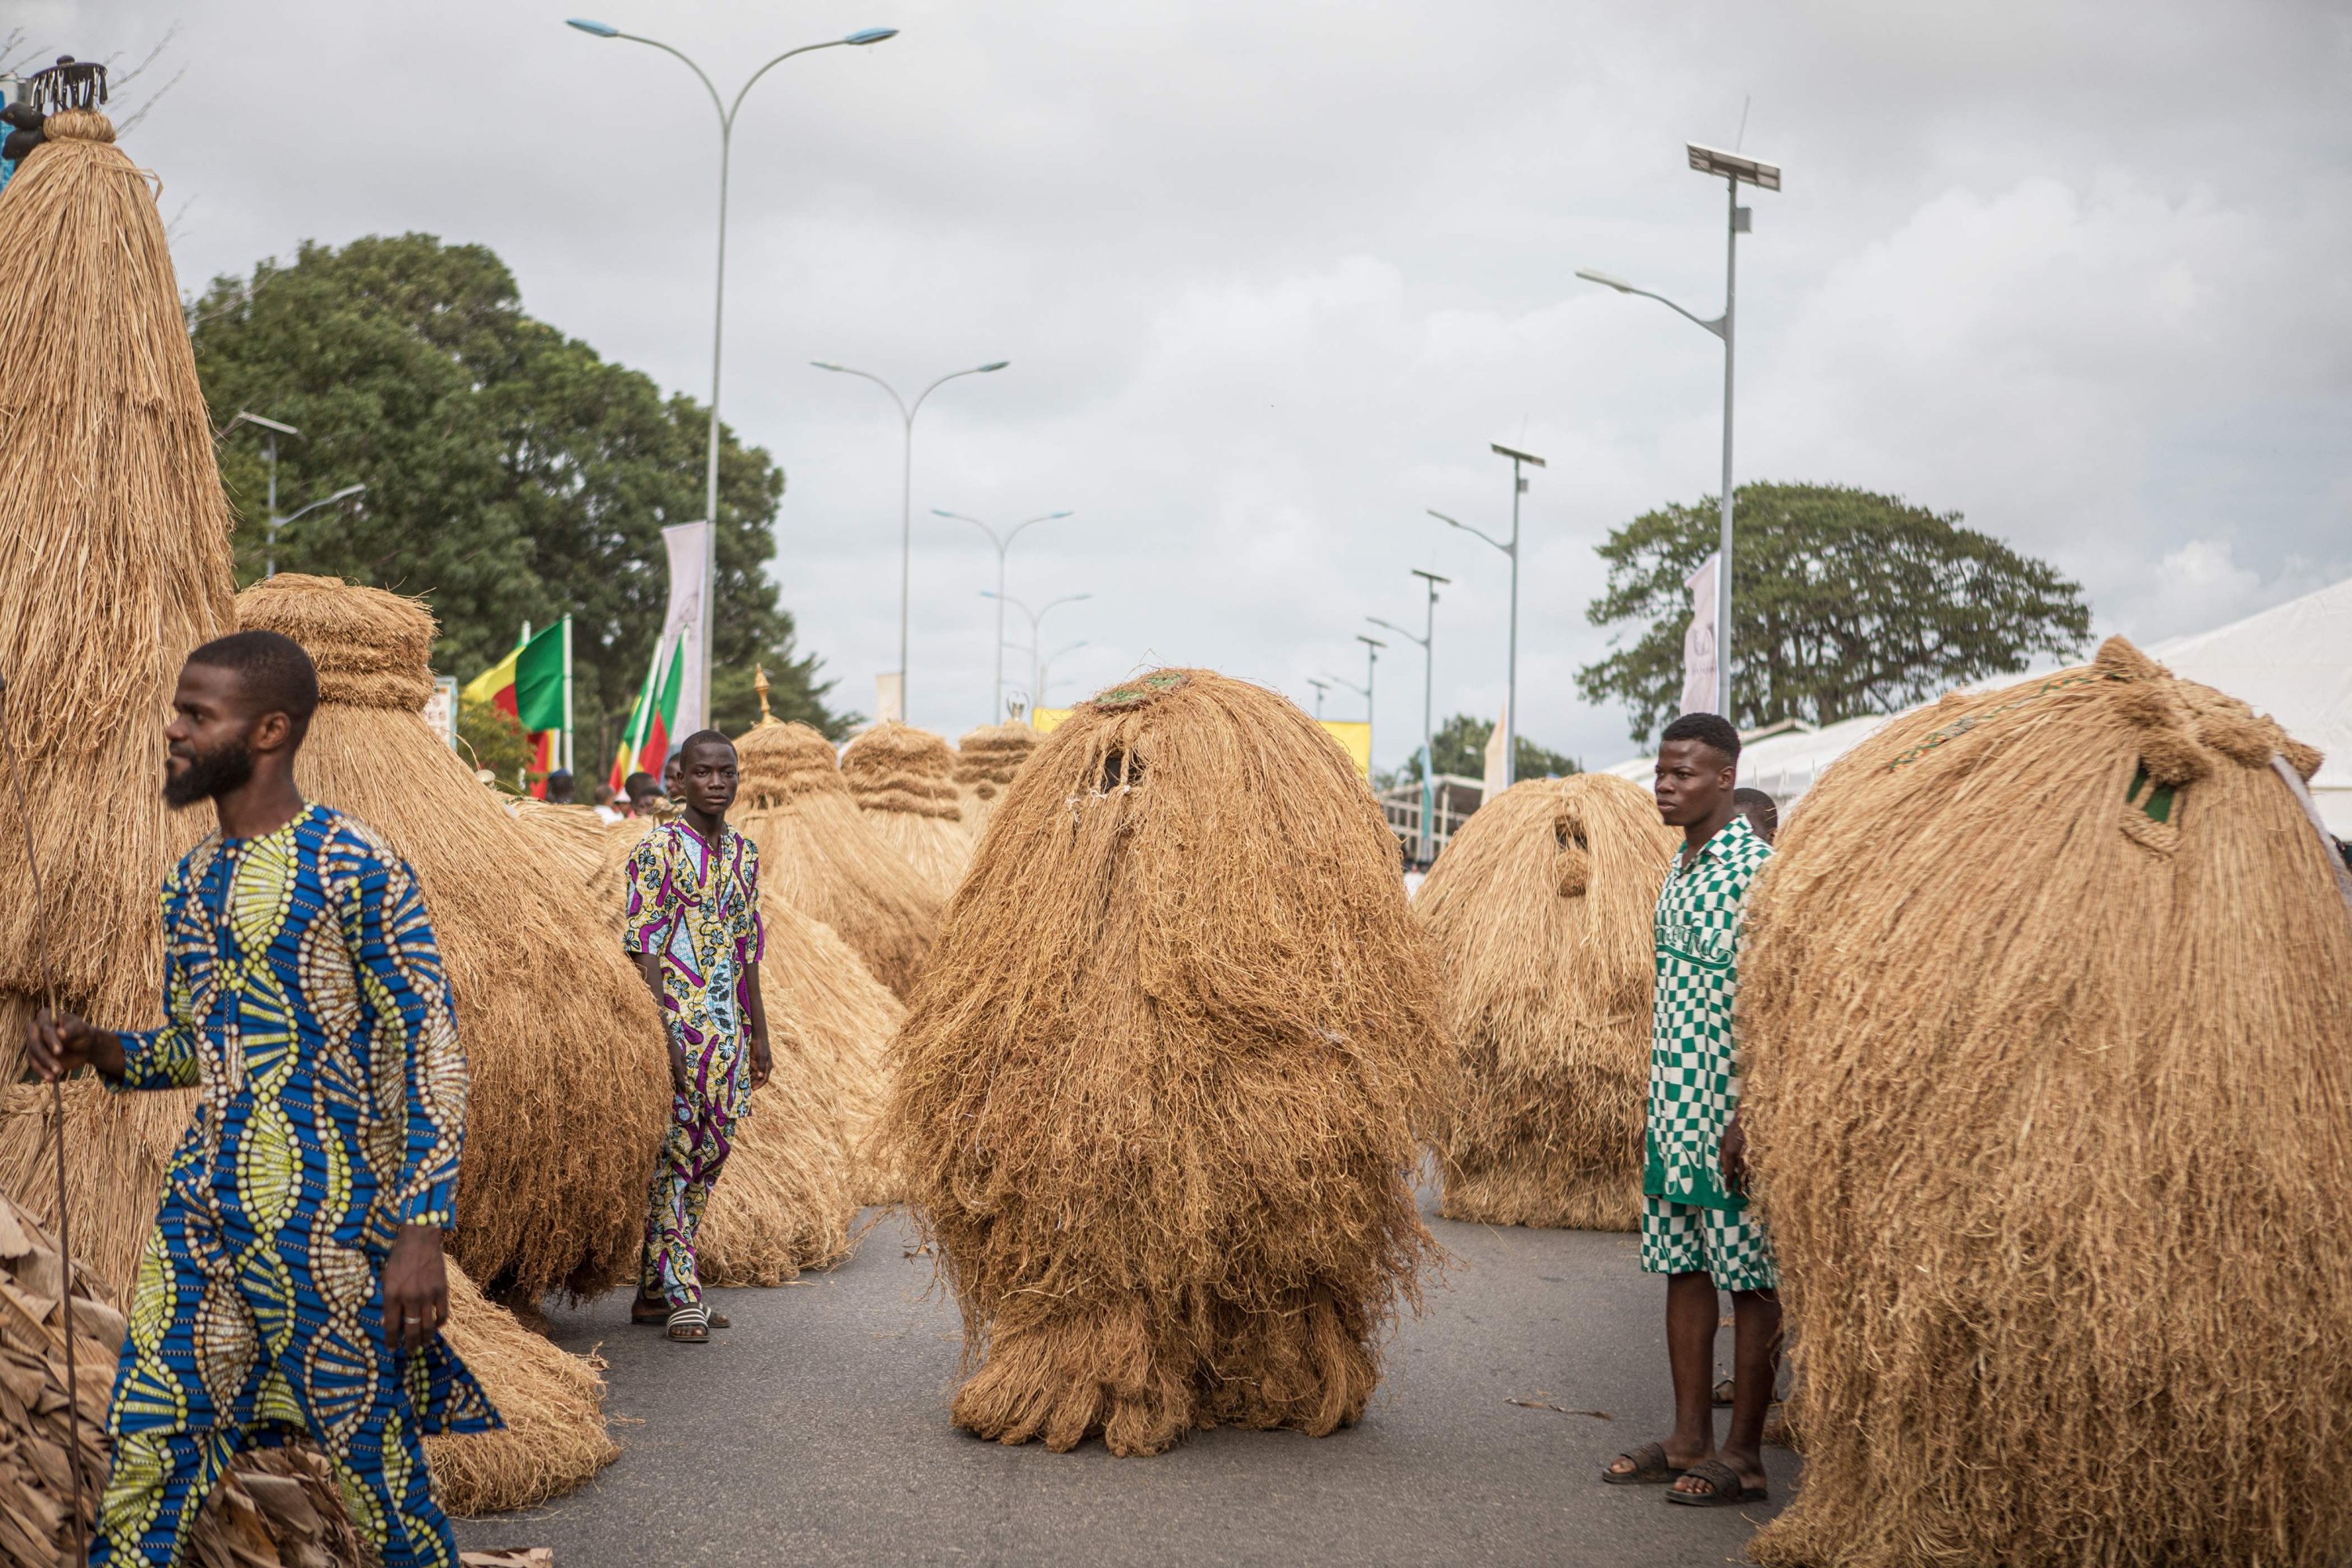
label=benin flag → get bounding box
[461,622,567,733]
[608,634,687,793]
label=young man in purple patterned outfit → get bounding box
[622,730,771,1342]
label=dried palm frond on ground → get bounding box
[585,823,869,1276]
[953,724,1037,843]
[237,575,667,1305]
[0,1191,371,1567]
[1741,637,2352,1568]
[0,1079,190,1305]
[425,1261,618,1516]
[841,723,971,902]
[1417,772,1675,1231]
[0,104,233,1083]
[887,669,1450,1457]
[734,721,940,1000]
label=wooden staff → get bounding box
[0,673,88,1568]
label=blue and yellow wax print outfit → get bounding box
[623,818,764,1312]
[93,804,498,1568]
[1640,813,1778,1293]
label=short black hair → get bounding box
[1660,712,1740,764]
[624,771,658,796]
[184,630,319,744]
[1732,786,1779,838]
[675,729,735,761]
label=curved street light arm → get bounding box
[1035,592,1091,625]
[609,31,727,126]
[1004,509,1070,551]
[1577,269,1726,339]
[1428,508,1511,556]
[1326,673,1370,698]
[728,38,848,126]
[815,361,911,422]
[1367,615,1427,648]
[933,508,1004,550]
[278,485,365,526]
[909,361,1007,422]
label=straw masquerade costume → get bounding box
[623,750,767,1338]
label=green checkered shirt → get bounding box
[1643,814,1772,1212]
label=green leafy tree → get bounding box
[456,700,531,794]
[190,234,848,766]
[1577,482,2090,744]
[1397,713,1578,782]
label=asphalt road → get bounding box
[456,1195,1793,1567]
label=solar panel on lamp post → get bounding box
[1575,140,1780,722]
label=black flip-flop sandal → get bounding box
[1600,1441,1686,1486]
[1711,1377,1735,1407]
[1664,1457,1766,1507]
[635,1298,728,1330]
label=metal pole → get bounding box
[1421,583,1437,861]
[1363,640,1377,764]
[561,615,575,772]
[1504,456,1521,789]
[702,118,731,731]
[263,432,278,579]
[898,406,915,717]
[1717,173,1738,721]
[992,538,1007,723]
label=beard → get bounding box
[162,738,256,809]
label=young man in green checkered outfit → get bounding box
[1602,712,1780,1507]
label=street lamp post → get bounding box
[982,589,1090,713]
[1429,438,1544,790]
[1039,640,1086,706]
[933,506,1071,723]
[271,485,368,577]
[567,17,898,727]
[1576,140,1780,721]
[1357,633,1384,760]
[216,411,301,577]
[1371,567,1447,862]
[1307,677,1331,720]
[815,361,1010,717]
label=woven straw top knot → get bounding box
[2090,634,2321,786]
[953,723,1037,787]
[841,721,962,819]
[733,720,848,808]
[42,107,114,143]
[234,573,439,713]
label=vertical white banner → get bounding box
[1482,699,1509,802]
[660,521,712,740]
[1681,551,1720,718]
[874,672,905,725]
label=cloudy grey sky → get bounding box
[30,0,2352,767]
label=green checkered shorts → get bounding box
[1640,1195,1779,1293]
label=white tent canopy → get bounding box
[1599,575,2352,836]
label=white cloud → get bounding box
[24,0,2352,770]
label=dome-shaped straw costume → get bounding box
[1740,637,2352,1568]
[842,721,972,901]
[1416,771,1677,1230]
[234,574,670,1305]
[953,722,1038,842]
[0,78,243,1333]
[887,670,1450,1457]
[732,720,940,1000]
[0,94,232,1077]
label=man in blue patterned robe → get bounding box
[28,630,498,1567]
